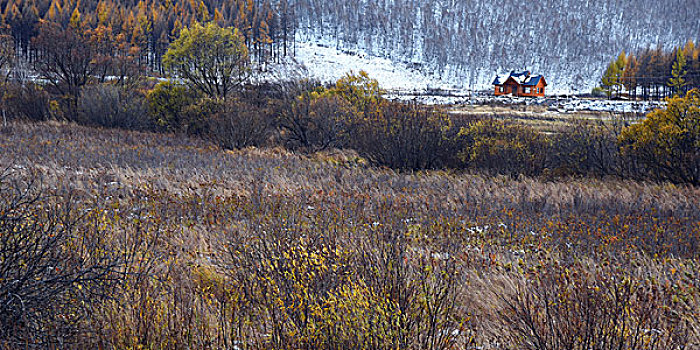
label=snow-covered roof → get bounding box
[522,75,544,86]
[493,71,546,86]
[492,75,506,85]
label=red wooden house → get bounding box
[493,71,547,97]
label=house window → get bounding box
[499,86,504,92]
[524,87,531,93]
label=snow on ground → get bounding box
[386,93,666,114]
[292,41,451,91]
[555,98,666,114]
[291,40,594,94]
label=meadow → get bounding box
[1,121,698,349]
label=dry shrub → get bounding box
[0,171,123,348]
[347,216,472,350]
[208,99,272,150]
[277,93,354,152]
[349,101,456,170]
[458,119,550,176]
[550,118,625,177]
[215,191,472,350]
[78,84,150,129]
[481,260,698,350]
[1,82,51,122]
[80,189,227,350]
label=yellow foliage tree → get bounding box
[328,70,383,113]
[163,22,249,99]
[619,89,700,184]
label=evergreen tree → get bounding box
[668,47,688,96]
[600,59,619,99]
[601,51,626,99]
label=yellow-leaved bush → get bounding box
[619,89,700,185]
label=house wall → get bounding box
[518,82,546,97]
[495,81,520,96]
[495,85,507,96]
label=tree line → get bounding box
[0,0,295,72]
[1,0,699,89]
[599,40,700,100]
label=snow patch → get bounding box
[293,41,452,91]
[386,92,666,114]
[288,40,595,96]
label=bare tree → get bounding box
[32,20,98,113]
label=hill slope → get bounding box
[292,0,700,92]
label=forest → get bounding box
[292,0,700,88]
[0,0,295,73]
[0,0,698,88]
[599,41,700,100]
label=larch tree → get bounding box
[668,47,688,96]
[622,53,639,99]
[0,33,14,82]
[620,89,700,185]
[613,51,628,97]
[601,58,620,99]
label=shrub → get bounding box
[348,221,470,350]
[0,171,121,347]
[278,92,354,152]
[78,84,150,129]
[147,81,199,131]
[458,120,550,176]
[591,86,608,98]
[1,82,51,122]
[208,99,272,149]
[619,89,700,185]
[488,261,696,350]
[180,97,223,136]
[551,119,624,177]
[219,192,470,350]
[327,71,383,113]
[349,101,456,170]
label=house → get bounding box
[493,71,547,97]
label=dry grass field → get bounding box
[448,104,642,133]
[1,121,698,349]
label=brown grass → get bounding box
[448,104,639,133]
[1,121,698,349]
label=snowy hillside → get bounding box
[289,0,700,94]
[293,41,451,91]
[293,40,587,94]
